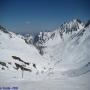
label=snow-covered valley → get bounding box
[0,19,90,90]
[0,72,90,90]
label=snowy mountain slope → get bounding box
[34,19,90,74]
[0,19,90,82]
[0,27,51,81]
[63,62,90,77]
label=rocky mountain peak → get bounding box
[0,25,9,33]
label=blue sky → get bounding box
[0,0,90,33]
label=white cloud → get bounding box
[25,21,31,25]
